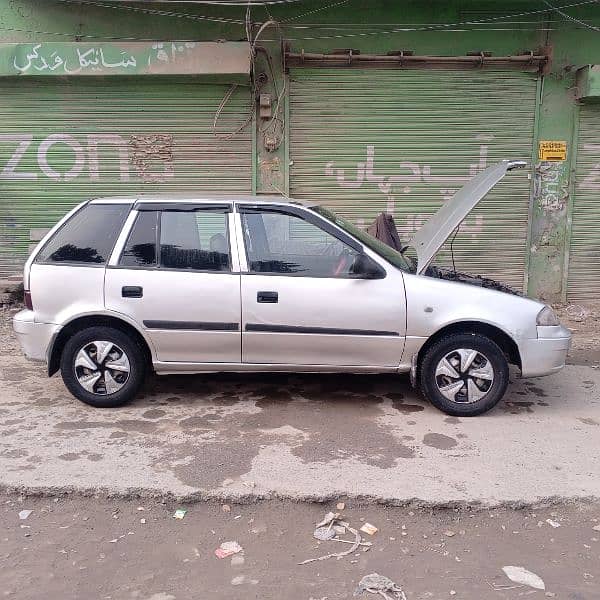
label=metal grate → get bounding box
[567,106,600,302]
[0,78,252,278]
[289,68,537,289]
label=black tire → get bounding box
[60,326,145,408]
[419,333,509,417]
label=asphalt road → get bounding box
[1,307,599,506]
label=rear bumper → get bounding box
[519,325,572,378]
[12,310,59,363]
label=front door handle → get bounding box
[257,291,278,303]
[122,286,143,298]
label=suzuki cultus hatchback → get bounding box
[13,160,571,416]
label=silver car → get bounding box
[13,160,571,416]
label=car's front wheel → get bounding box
[60,326,145,408]
[419,333,509,417]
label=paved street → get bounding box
[1,307,599,507]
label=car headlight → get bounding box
[537,306,560,326]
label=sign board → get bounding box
[0,42,251,80]
[539,141,567,161]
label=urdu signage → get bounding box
[0,42,251,79]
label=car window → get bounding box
[160,210,230,271]
[120,211,158,268]
[312,206,414,273]
[37,203,130,265]
[240,209,360,277]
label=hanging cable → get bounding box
[281,0,350,23]
[60,0,246,24]
[543,0,600,31]
[275,0,599,41]
[48,0,600,41]
[101,0,306,4]
[213,1,256,139]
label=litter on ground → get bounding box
[354,573,407,600]
[215,541,243,559]
[299,512,366,565]
[314,526,337,541]
[172,509,187,520]
[360,523,378,536]
[444,530,456,537]
[18,510,32,520]
[502,566,545,590]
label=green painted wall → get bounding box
[1,0,600,300]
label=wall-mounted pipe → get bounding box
[285,50,548,72]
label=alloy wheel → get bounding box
[74,341,131,395]
[434,348,494,404]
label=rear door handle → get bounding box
[257,291,278,303]
[122,286,143,298]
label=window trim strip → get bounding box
[135,202,232,212]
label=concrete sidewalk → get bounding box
[1,335,599,505]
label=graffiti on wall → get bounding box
[324,135,493,199]
[0,133,174,182]
[323,135,494,238]
[535,161,568,212]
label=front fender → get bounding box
[403,273,544,344]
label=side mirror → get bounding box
[351,253,386,279]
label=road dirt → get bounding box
[2,494,599,600]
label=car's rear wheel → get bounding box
[419,333,509,416]
[60,326,145,408]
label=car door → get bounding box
[237,204,406,368]
[105,202,241,364]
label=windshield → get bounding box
[312,206,415,272]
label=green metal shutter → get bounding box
[0,78,252,278]
[289,69,537,290]
[567,106,600,302]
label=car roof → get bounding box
[88,195,319,207]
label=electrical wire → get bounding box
[50,0,599,42]
[272,0,599,40]
[281,0,350,23]
[212,0,256,139]
[0,25,165,40]
[253,2,286,152]
[60,0,246,25]
[101,0,306,4]
[0,23,558,40]
[59,0,600,36]
[543,0,600,31]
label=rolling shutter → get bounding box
[567,106,600,302]
[289,69,537,290]
[0,78,252,278]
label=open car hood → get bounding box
[408,160,527,275]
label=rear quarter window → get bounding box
[36,204,130,265]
